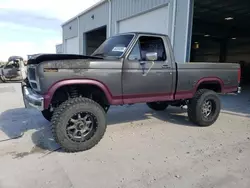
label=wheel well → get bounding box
[197,81,222,93]
[50,84,109,109]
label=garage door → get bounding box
[118,6,169,35]
[65,37,79,54]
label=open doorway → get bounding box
[191,0,250,85]
[85,26,107,55]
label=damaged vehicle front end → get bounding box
[0,56,27,82]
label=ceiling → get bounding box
[193,0,250,39]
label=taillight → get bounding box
[238,68,241,83]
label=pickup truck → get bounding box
[22,32,241,152]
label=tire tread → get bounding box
[188,89,220,126]
[51,97,106,153]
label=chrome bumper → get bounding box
[22,85,44,111]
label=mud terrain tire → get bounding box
[51,97,106,152]
[188,89,221,127]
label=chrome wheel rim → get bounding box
[202,100,213,118]
[66,112,97,142]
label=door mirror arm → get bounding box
[140,60,155,76]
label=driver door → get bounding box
[122,35,174,103]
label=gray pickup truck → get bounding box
[22,32,241,152]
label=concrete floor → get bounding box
[0,83,249,188]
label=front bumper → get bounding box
[21,83,44,111]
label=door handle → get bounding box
[162,64,171,69]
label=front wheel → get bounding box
[147,102,168,111]
[188,89,221,127]
[51,97,107,152]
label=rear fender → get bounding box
[194,77,224,94]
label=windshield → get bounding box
[92,34,134,58]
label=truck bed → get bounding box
[174,62,240,99]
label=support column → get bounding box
[173,0,194,63]
[82,33,87,55]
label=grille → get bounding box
[30,82,38,89]
[27,66,40,91]
[28,67,36,81]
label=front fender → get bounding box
[43,79,122,109]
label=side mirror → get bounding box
[146,52,158,61]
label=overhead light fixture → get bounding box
[225,17,234,20]
[204,34,210,37]
[231,37,237,40]
[195,42,199,44]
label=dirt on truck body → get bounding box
[21,32,241,152]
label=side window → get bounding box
[139,36,167,61]
[128,41,141,60]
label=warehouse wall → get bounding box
[79,2,109,54]
[111,0,193,63]
[56,44,63,54]
[111,0,170,35]
[62,0,193,62]
[79,2,108,33]
[62,18,78,39]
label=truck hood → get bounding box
[27,54,103,65]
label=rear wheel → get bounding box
[188,89,221,127]
[147,102,168,111]
[51,97,107,152]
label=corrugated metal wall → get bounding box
[79,2,109,54]
[62,18,78,39]
[79,2,109,33]
[62,0,194,62]
[110,0,193,63]
[56,44,63,54]
[112,0,169,20]
[111,0,170,35]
